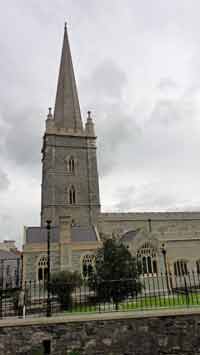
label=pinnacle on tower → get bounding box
[54,24,83,131]
[47,107,53,119]
[85,110,95,136]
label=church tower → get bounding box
[41,25,101,227]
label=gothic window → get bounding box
[69,185,76,204]
[37,256,48,282]
[196,260,200,274]
[65,156,76,174]
[81,254,95,280]
[137,242,158,275]
[174,260,188,276]
[68,156,75,174]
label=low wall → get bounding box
[0,309,200,354]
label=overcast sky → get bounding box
[1,0,200,247]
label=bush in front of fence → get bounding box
[49,271,82,310]
[88,238,143,309]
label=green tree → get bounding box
[89,239,142,308]
[49,270,81,310]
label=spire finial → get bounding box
[85,110,95,136]
[47,107,52,119]
[64,22,67,31]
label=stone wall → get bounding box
[98,212,200,240]
[1,309,200,354]
[41,132,100,227]
[98,212,200,275]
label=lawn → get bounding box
[63,292,200,315]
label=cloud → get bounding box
[2,107,42,171]
[157,78,178,92]
[115,182,175,212]
[83,58,200,181]
[79,43,200,216]
[115,177,200,212]
[81,59,141,176]
[86,59,127,100]
[0,170,10,191]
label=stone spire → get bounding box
[54,23,83,131]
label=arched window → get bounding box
[174,260,188,276]
[82,254,95,280]
[69,186,76,204]
[68,156,75,173]
[64,156,76,174]
[37,256,48,282]
[137,242,158,275]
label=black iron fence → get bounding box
[0,257,21,289]
[1,271,200,318]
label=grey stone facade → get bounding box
[41,132,100,227]
[1,311,200,354]
[40,25,100,228]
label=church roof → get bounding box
[71,226,98,242]
[25,227,59,244]
[25,225,98,244]
[54,24,83,131]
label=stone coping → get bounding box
[0,308,200,328]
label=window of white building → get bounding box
[81,254,95,280]
[137,242,158,275]
[69,185,76,204]
[37,256,48,282]
[68,156,75,173]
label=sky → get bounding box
[1,0,200,247]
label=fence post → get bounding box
[46,220,52,317]
[1,260,4,289]
[16,258,20,288]
[184,276,189,307]
[0,290,2,319]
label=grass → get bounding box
[120,293,200,311]
[62,292,200,315]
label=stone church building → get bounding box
[23,25,200,282]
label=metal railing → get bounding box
[0,257,21,289]
[1,271,200,318]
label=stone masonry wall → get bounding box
[1,310,200,354]
[98,212,200,241]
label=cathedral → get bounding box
[23,25,200,282]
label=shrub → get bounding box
[89,239,142,308]
[49,270,81,310]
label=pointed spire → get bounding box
[54,24,83,131]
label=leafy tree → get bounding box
[89,239,142,308]
[49,270,81,310]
